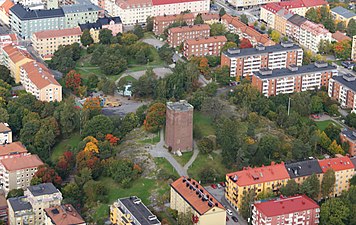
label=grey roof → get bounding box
[8,197,32,212]
[79,16,121,31]
[341,128,356,141]
[10,4,64,20]
[253,63,337,80]
[27,183,59,196]
[120,196,160,225]
[167,100,193,111]
[331,6,356,19]
[351,156,356,169]
[62,1,101,14]
[285,159,323,178]
[332,74,356,92]
[287,14,307,26]
[223,42,302,58]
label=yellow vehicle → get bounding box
[104,97,122,107]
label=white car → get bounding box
[227,209,233,216]
[217,184,222,189]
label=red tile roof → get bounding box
[300,0,327,7]
[171,177,225,215]
[169,24,210,33]
[0,123,10,133]
[200,13,220,21]
[185,36,227,45]
[44,204,85,225]
[154,13,195,22]
[0,0,14,14]
[254,195,319,217]
[262,3,283,13]
[318,156,354,172]
[0,142,28,157]
[2,45,32,63]
[152,0,204,5]
[33,27,82,39]
[332,31,351,42]
[227,162,290,186]
[263,0,327,13]
[21,61,60,89]
[0,154,43,171]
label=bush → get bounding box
[197,137,214,154]
[198,167,218,184]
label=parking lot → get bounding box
[204,186,247,225]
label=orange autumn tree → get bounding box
[105,134,119,145]
[144,102,166,132]
[83,97,102,118]
[198,57,209,75]
[83,136,99,153]
[64,70,81,94]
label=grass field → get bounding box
[51,132,81,163]
[315,120,342,131]
[173,151,193,167]
[193,111,215,137]
[154,158,179,178]
[139,132,160,144]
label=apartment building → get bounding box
[20,61,62,102]
[79,16,123,43]
[25,183,63,224]
[170,177,226,225]
[251,62,337,97]
[1,45,33,83]
[0,142,28,160]
[9,4,65,39]
[167,24,210,48]
[351,157,356,172]
[285,159,323,184]
[165,100,193,152]
[318,156,354,197]
[0,195,8,222]
[0,34,18,50]
[0,122,12,144]
[340,128,356,156]
[286,14,332,53]
[0,154,43,194]
[44,204,85,225]
[0,0,14,25]
[331,6,356,26]
[32,27,82,59]
[220,42,303,79]
[110,196,161,225]
[274,8,294,35]
[352,35,356,61]
[105,0,209,25]
[153,13,195,35]
[183,36,227,58]
[7,197,35,225]
[226,0,279,9]
[328,74,356,111]
[61,0,101,28]
[200,13,220,24]
[221,14,275,47]
[251,195,320,225]
[225,162,290,211]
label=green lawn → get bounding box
[315,120,342,131]
[188,152,230,184]
[51,132,81,163]
[139,131,160,144]
[154,158,179,178]
[173,151,193,167]
[193,111,215,137]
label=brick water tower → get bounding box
[165,100,193,152]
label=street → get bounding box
[205,186,247,225]
[213,0,259,23]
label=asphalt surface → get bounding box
[214,0,259,23]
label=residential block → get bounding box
[285,159,323,184]
[61,0,101,29]
[0,0,14,25]
[44,204,86,225]
[183,36,226,58]
[165,100,193,152]
[153,13,195,35]
[110,196,160,225]
[328,74,356,111]
[221,42,303,80]
[167,24,210,48]
[0,122,12,144]
[331,6,356,26]
[8,196,35,225]
[170,177,226,225]
[340,128,356,156]
[251,195,320,225]
[251,62,337,97]
[0,142,28,160]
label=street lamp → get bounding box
[287,97,292,116]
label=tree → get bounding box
[198,57,209,75]
[62,183,82,207]
[99,28,113,44]
[300,174,320,200]
[222,41,238,52]
[80,29,94,46]
[240,189,255,220]
[121,33,139,45]
[210,23,227,36]
[76,151,102,179]
[64,70,81,94]
[270,30,281,43]
[346,112,356,128]
[240,14,249,25]
[280,179,299,197]
[48,43,81,73]
[82,114,114,138]
[194,14,204,25]
[303,49,313,65]
[6,189,24,199]
[350,174,356,186]
[0,107,9,123]
[201,97,225,121]
[83,97,102,119]
[177,212,193,225]
[83,180,108,203]
[311,95,323,113]
[32,164,62,187]
[324,124,341,142]
[86,74,99,90]
[347,19,356,37]
[320,198,350,225]
[328,140,344,155]
[336,21,346,32]
[197,137,214,154]
[240,38,253,49]
[260,23,266,31]
[144,102,166,132]
[146,16,153,32]
[158,44,173,63]
[225,33,240,45]
[55,151,75,179]
[132,68,157,98]
[305,8,319,23]
[321,168,336,199]
[54,98,79,137]
[0,65,14,85]
[334,40,352,60]
[219,8,226,17]
[133,24,144,39]
[319,131,332,150]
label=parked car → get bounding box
[220,182,226,187]
[341,61,355,70]
[217,183,222,189]
[226,209,233,216]
[232,216,238,222]
[311,114,320,119]
[226,216,230,221]
[211,184,217,189]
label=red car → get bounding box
[226,216,230,221]
[211,184,217,189]
[220,182,226,187]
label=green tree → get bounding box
[82,115,114,138]
[62,183,83,206]
[121,33,139,45]
[197,137,214,154]
[146,16,153,32]
[311,95,323,113]
[194,13,204,24]
[80,29,94,46]
[6,189,24,199]
[99,28,113,44]
[270,30,281,43]
[133,24,144,39]
[158,44,173,63]
[303,49,313,65]
[347,19,356,37]
[48,44,81,73]
[346,112,356,128]
[225,32,240,45]
[350,174,356,186]
[305,8,319,23]
[240,14,249,25]
[321,168,336,199]
[260,23,266,31]
[320,198,350,225]
[75,167,93,187]
[328,140,344,154]
[132,68,157,98]
[0,65,14,85]
[210,23,227,36]
[336,21,346,31]
[83,180,108,203]
[324,124,341,142]
[177,212,193,225]
[86,74,99,90]
[240,189,255,220]
[221,41,237,52]
[300,174,320,200]
[280,179,299,197]
[54,99,79,137]
[219,8,226,17]
[0,107,9,122]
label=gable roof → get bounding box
[285,159,323,178]
[21,61,60,89]
[33,27,82,39]
[318,156,354,172]
[154,13,195,22]
[0,142,28,157]
[331,6,356,19]
[0,154,43,171]
[332,31,352,42]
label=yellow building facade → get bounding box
[170,177,226,225]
